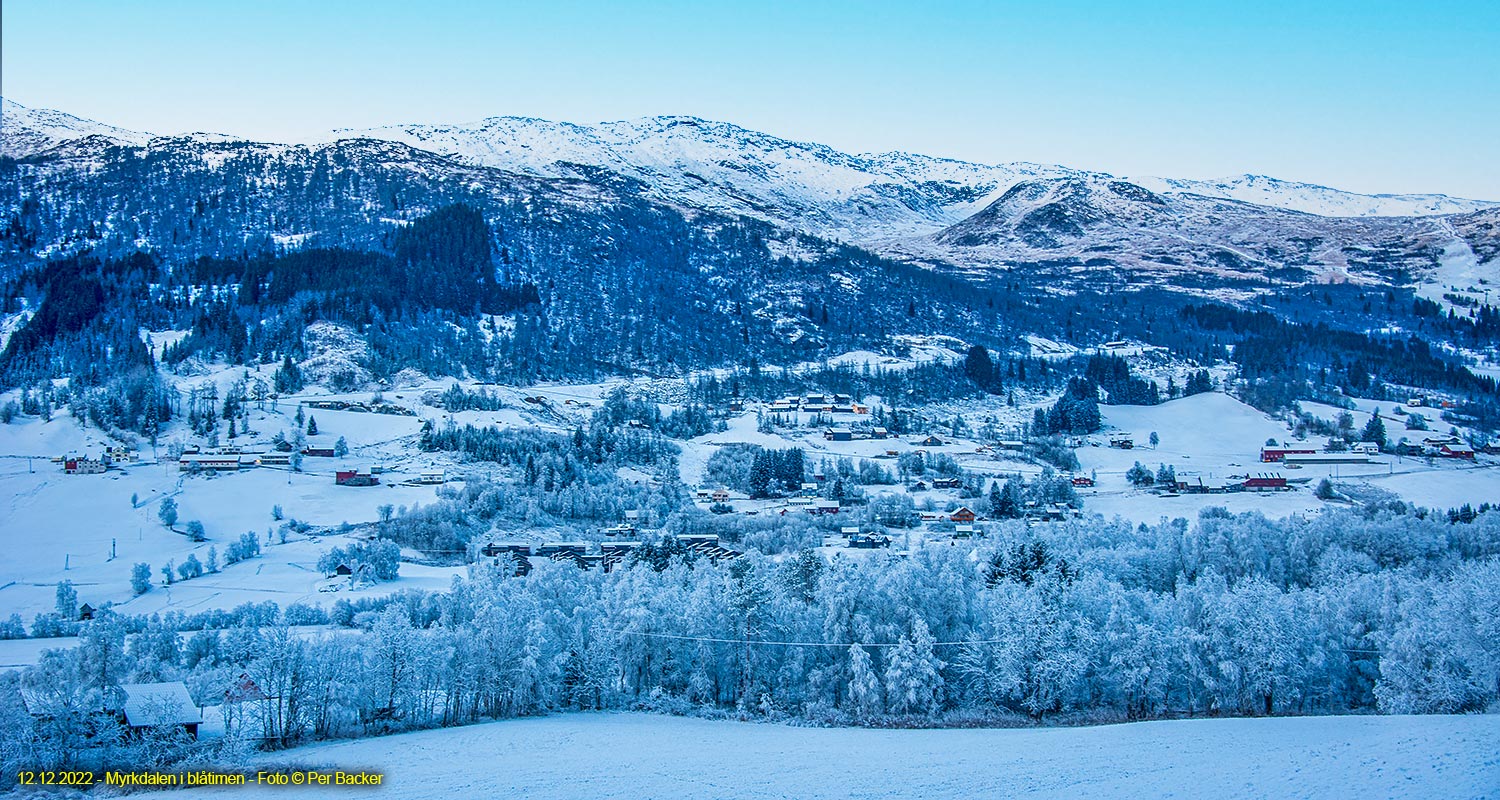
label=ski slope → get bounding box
[166,712,1498,799]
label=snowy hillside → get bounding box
[165,712,1500,800]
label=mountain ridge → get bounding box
[5,98,1494,233]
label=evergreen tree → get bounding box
[273,355,304,394]
[964,345,997,393]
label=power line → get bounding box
[600,628,1390,654]
[598,628,1010,649]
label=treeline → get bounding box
[1178,302,1499,428]
[4,505,1496,781]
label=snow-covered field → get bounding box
[160,712,1500,800]
[0,384,457,620]
[2,364,1494,621]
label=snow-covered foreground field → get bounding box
[165,712,1499,800]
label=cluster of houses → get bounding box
[1261,435,1479,463]
[302,398,414,416]
[479,534,740,575]
[336,467,445,487]
[1395,435,1478,460]
[58,445,139,475]
[768,394,870,414]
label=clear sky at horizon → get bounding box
[3,0,1497,198]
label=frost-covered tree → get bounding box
[130,563,152,595]
[54,581,78,619]
[883,619,944,716]
[846,644,882,717]
[157,497,178,529]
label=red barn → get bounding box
[335,469,378,486]
[1260,447,1317,463]
[1242,475,1288,491]
[1439,444,1476,460]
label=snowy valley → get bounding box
[1,98,1498,799]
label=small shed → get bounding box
[120,682,202,738]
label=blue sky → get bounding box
[3,0,1497,198]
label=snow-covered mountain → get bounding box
[2,98,1497,302]
[318,115,1079,241]
[0,98,152,157]
[1132,173,1497,218]
[325,115,1498,242]
[911,174,1499,296]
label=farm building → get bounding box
[178,453,244,471]
[711,488,731,503]
[1261,446,1318,462]
[1282,453,1371,466]
[1242,475,1289,491]
[931,477,963,489]
[335,469,379,487]
[824,428,853,441]
[849,533,892,549]
[255,452,292,466]
[302,447,337,458]
[870,427,889,439]
[416,470,446,484]
[811,500,841,515]
[1071,476,1095,488]
[1173,476,1232,494]
[914,435,945,447]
